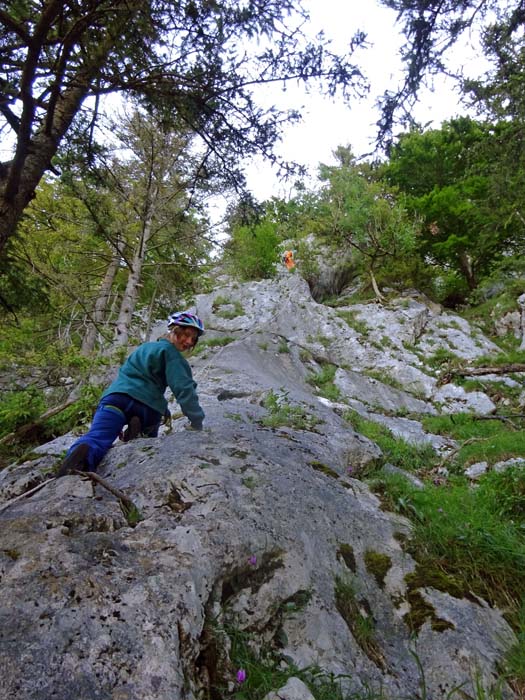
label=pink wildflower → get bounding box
[236,669,247,683]
[248,555,257,566]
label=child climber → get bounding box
[58,312,205,476]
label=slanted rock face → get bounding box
[0,274,516,700]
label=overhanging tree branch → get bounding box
[0,0,367,254]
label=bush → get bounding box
[374,256,439,299]
[431,270,470,307]
[0,386,46,438]
[225,220,280,280]
[44,383,103,436]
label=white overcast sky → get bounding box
[242,0,483,202]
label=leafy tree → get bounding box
[314,147,420,299]
[384,118,521,298]
[8,176,112,342]
[99,109,212,347]
[5,110,212,353]
[461,15,525,268]
[464,11,525,122]
[225,193,265,231]
[0,0,367,253]
[383,117,486,196]
[374,1,525,297]
[376,0,525,145]
[0,236,50,319]
[263,185,321,243]
[225,220,280,281]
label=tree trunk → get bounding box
[113,197,157,347]
[0,29,119,255]
[81,250,121,355]
[144,274,160,341]
[0,107,85,253]
[458,251,476,290]
[370,268,385,302]
[518,294,525,351]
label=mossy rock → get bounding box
[310,461,339,479]
[364,550,392,588]
[337,543,357,572]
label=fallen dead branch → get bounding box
[437,437,488,469]
[0,478,55,514]
[439,364,525,385]
[0,399,77,446]
[75,470,137,512]
[76,471,142,524]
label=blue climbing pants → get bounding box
[65,393,162,471]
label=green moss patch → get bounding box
[334,575,386,669]
[404,587,454,634]
[364,550,392,588]
[221,551,284,606]
[310,461,340,479]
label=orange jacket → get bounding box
[283,250,295,270]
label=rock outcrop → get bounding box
[0,271,516,700]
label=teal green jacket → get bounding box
[102,339,204,427]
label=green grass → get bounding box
[425,348,463,369]
[213,624,384,700]
[421,413,525,467]
[212,294,231,307]
[216,301,245,319]
[336,310,369,335]
[363,369,405,391]
[346,404,525,659]
[206,606,518,699]
[471,348,525,367]
[211,295,245,319]
[458,378,523,405]
[370,470,525,618]
[307,363,341,401]
[334,575,385,669]
[193,336,235,355]
[343,410,437,473]
[502,600,525,693]
[262,390,321,431]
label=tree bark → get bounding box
[1,108,84,253]
[144,274,160,341]
[518,293,525,351]
[458,251,477,290]
[81,249,121,355]
[0,398,77,446]
[449,364,525,378]
[370,268,385,302]
[113,191,157,347]
[0,21,128,254]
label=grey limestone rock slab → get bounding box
[0,273,515,700]
[263,677,316,700]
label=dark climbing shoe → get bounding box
[57,443,90,477]
[122,416,142,442]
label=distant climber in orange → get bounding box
[283,250,295,270]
